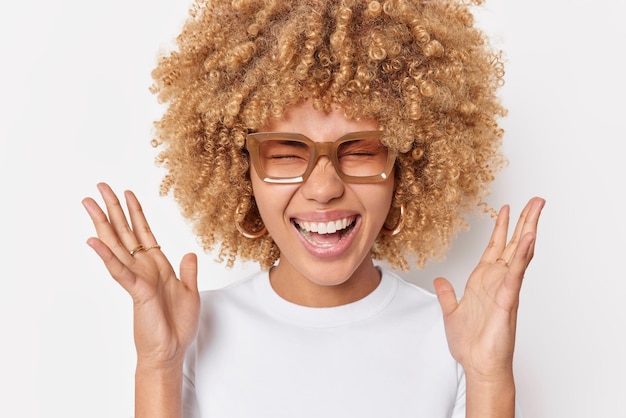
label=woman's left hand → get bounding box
[433,197,545,382]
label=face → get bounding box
[250,100,395,302]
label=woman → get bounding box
[83,1,545,416]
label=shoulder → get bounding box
[196,270,268,315]
[377,267,444,323]
[380,267,438,304]
[200,270,264,296]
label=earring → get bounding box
[381,204,405,236]
[235,202,267,239]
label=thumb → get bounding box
[179,253,198,291]
[433,277,458,317]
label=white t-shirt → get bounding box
[182,268,466,418]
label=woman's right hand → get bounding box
[83,182,200,370]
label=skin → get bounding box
[83,184,200,417]
[83,102,545,418]
[251,101,394,307]
[434,198,545,417]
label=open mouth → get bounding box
[292,216,357,247]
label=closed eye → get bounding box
[338,140,385,158]
[261,140,309,160]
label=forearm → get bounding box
[465,372,516,418]
[135,361,185,418]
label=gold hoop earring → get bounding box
[235,203,267,239]
[381,204,405,236]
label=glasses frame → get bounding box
[246,131,397,184]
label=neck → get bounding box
[269,258,381,308]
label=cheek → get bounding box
[250,170,297,225]
[250,166,273,204]
[356,181,394,219]
[377,186,395,220]
[250,171,273,218]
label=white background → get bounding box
[1,0,624,417]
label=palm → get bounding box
[434,197,545,378]
[128,255,200,364]
[83,183,200,366]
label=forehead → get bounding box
[260,100,379,142]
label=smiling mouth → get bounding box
[293,216,357,247]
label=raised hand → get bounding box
[82,183,200,370]
[433,197,545,382]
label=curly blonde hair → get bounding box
[150,0,507,271]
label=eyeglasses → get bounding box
[246,131,397,184]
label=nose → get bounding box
[299,156,345,203]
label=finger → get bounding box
[502,232,536,298]
[97,183,140,252]
[479,204,510,263]
[519,197,545,244]
[508,199,544,269]
[86,236,138,293]
[179,253,198,291]
[500,197,545,263]
[433,277,458,318]
[124,190,161,250]
[82,195,135,263]
[501,198,544,299]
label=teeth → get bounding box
[295,217,354,235]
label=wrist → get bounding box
[464,363,514,385]
[135,347,187,372]
[135,362,184,418]
[137,355,185,369]
[465,371,516,418]
[136,359,184,378]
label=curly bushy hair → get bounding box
[150,0,507,270]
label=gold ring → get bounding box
[496,257,509,267]
[129,244,145,256]
[144,244,161,252]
